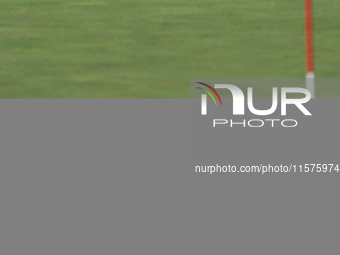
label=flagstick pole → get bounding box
[304,0,315,98]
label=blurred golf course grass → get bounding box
[0,0,339,98]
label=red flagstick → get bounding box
[304,0,315,98]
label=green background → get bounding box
[0,0,339,98]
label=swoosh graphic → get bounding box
[197,82,222,106]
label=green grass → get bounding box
[0,0,339,98]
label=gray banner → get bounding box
[0,99,339,254]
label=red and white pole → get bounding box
[304,0,315,98]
